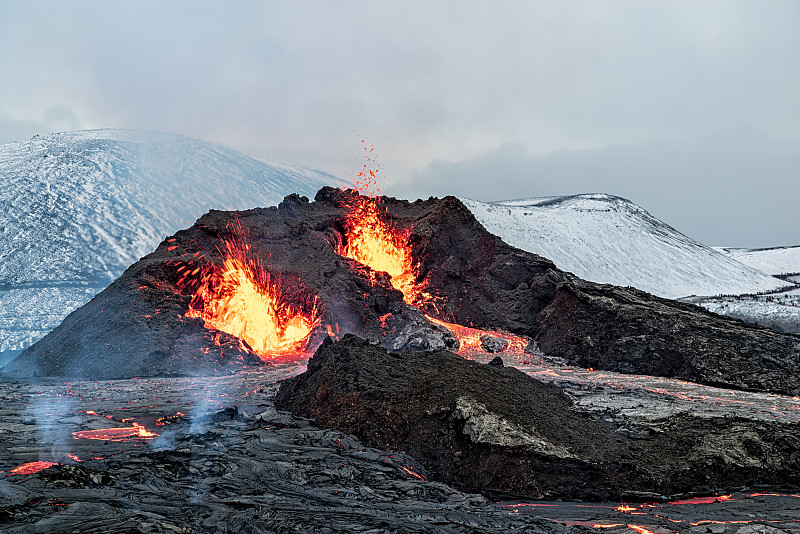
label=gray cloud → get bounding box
[0,107,83,145]
[1,0,798,245]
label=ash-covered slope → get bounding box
[462,194,785,299]
[7,188,800,395]
[0,130,343,357]
[715,245,800,276]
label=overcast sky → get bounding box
[1,1,798,247]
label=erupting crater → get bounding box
[180,225,321,361]
[7,186,800,398]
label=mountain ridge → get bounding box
[462,193,786,299]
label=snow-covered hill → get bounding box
[714,246,800,276]
[462,194,786,300]
[0,129,343,357]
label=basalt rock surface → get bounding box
[276,335,800,502]
[0,372,576,534]
[6,187,800,394]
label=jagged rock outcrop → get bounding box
[6,187,800,394]
[276,335,800,501]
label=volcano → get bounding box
[5,187,800,397]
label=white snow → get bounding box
[714,246,800,276]
[0,129,345,352]
[684,287,800,334]
[462,194,786,300]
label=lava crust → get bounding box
[5,187,800,395]
[276,335,800,501]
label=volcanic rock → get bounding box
[0,373,575,534]
[276,335,800,501]
[480,334,509,353]
[6,187,800,396]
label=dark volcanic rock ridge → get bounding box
[276,335,800,501]
[5,187,800,396]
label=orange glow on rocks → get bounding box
[7,461,58,475]
[615,504,638,512]
[71,423,157,442]
[184,224,320,361]
[425,315,530,361]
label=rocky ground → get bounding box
[2,346,800,533]
[0,367,575,533]
[276,336,800,502]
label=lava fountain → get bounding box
[336,142,420,305]
[338,193,418,305]
[182,223,320,361]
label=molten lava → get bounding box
[71,423,157,441]
[425,315,530,361]
[183,227,320,361]
[6,461,58,475]
[338,193,417,304]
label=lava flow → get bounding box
[5,461,58,476]
[182,223,320,361]
[425,315,531,361]
[71,422,158,442]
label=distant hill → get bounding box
[462,194,786,300]
[0,129,343,358]
[714,246,800,277]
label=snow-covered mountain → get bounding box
[714,246,800,276]
[462,194,786,300]
[0,129,344,358]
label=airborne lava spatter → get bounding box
[337,142,422,305]
[181,222,321,361]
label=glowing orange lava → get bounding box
[338,193,418,304]
[615,504,639,512]
[71,423,157,441]
[425,315,530,361]
[669,494,734,506]
[7,461,58,475]
[338,143,419,304]
[627,526,660,534]
[184,226,320,361]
